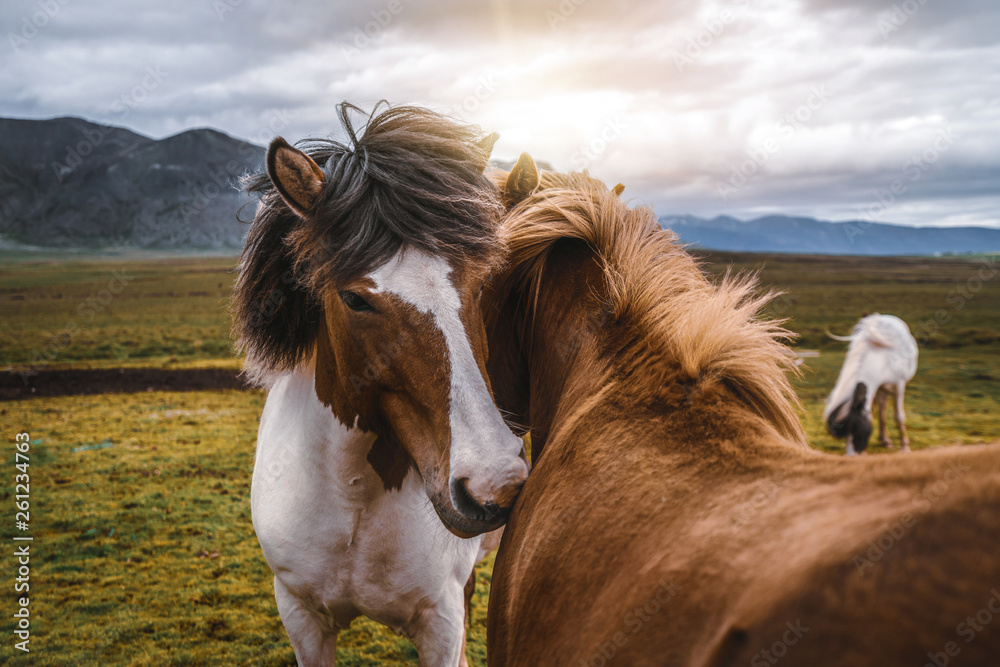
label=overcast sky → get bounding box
[2,0,998,227]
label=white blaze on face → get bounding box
[370,249,526,500]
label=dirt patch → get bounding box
[0,368,253,401]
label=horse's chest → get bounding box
[255,465,469,613]
[251,374,478,629]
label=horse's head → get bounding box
[233,104,527,537]
[826,382,872,455]
[484,154,625,439]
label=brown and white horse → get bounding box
[231,104,527,666]
[484,157,1000,666]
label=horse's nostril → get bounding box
[449,477,506,523]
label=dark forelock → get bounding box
[232,102,503,379]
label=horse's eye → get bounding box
[341,291,373,312]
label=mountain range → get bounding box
[1,115,998,255]
[0,116,263,249]
[660,214,1000,256]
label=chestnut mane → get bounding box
[491,170,807,445]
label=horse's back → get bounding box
[864,313,919,376]
[698,443,1000,666]
[706,488,1000,666]
[490,409,1000,666]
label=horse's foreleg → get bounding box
[274,576,339,666]
[876,389,892,447]
[410,587,467,667]
[894,382,910,451]
[845,434,857,456]
[458,569,479,667]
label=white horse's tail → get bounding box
[825,330,855,342]
[827,319,894,347]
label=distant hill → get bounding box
[661,214,1000,256]
[489,157,554,173]
[0,117,263,249]
[3,116,999,255]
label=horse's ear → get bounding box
[474,132,500,172]
[267,137,326,216]
[612,183,625,197]
[503,152,539,208]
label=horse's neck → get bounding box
[261,360,379,490]
[522,245,795,468]
[524,245,613,458]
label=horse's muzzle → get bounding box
[449,476,512,528]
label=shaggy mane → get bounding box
[493,170,807,446]
[231,102,504,385]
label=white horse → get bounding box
[232,105,527,666]
[824,313,918,455]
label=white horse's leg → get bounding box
[876,388,892,447]
[274,576,338,666]
[410,589,467,667]
[894,382,911,451]
[461,572,475,667]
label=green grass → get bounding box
[700,252,1000,352]
[0,253,240,369]
[698,251,1000,452]
[0,250,998,664]
[0,391,497,665]
[795,347,1000,453]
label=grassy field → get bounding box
[698,251,1000,451]
[0,390,496,665]
[1,250,998,664]
[0,252,240,369]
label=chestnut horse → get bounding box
[484,157,1000,666]
[231,104,527,666]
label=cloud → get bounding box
[1,0,997,226]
